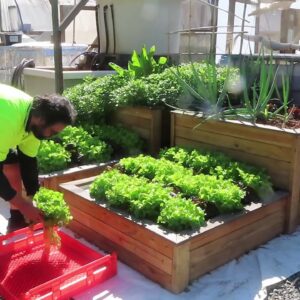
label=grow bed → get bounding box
[0,224,117,300]
[171,110,300,232]
[60,174,287,293]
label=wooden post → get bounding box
[171,243,190,293]
[226,0,235,54]
[170,113,175,147]
[287,137,300,232]
[50,0,64,94]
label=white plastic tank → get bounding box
[96,0,183,55]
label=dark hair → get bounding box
[31,94,77,126]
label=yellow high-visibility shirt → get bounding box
[0,84,40,161]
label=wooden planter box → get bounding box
[111,106,170,155]
[60,176,287,293]
[39,162,115,191]
[171,110,300,232]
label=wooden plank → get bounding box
[61,190,175,258]
[70,206,173,274]
[287,136,300,232]
[175,137,291,189]
[173,112,296,147]
[112,112,151,129]
[114,106,157,120]
[190,196,286,250]
[40,163,113,191]
[112,107,164,154]
[175,125,292,162]
[190,214,284,280]
[171,243,190,293]
[70,220,174,292]
[191,211,285,263]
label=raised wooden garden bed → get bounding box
[171,110,300,233]
[111,106,170,155]
[39,161,115,191]
[60,176,287,293]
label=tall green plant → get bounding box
[172,60,233,117]
[222,54,279,122]
[109,45,168,79]
[272,63,293,125]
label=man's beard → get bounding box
[30,124,48,140]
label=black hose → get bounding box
[11,58,35,90]
[110,4,116,55]
[95,5,101,54]
[103,5,109,54]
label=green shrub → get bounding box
[63,74,129,125]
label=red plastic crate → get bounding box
[0,224,117,300]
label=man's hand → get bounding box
[9,194,43,223]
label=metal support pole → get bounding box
[239,1,247,55]
[210,0,219,58]
[51,0,64,94]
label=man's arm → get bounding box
[17,148,39,196]
[0,156,42,223]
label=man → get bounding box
[0,84,76,232]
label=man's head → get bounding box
[29,94,77,140]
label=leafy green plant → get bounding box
[172,61,237,116]
[158,197,205,232]
[90,169,122,200]
[84,124,144,156]
[34,187,72,246]
[109,45,168,79]
[110,68,184,107]
[63,74,129,126]
[226,57,279,122]
[90,168,205,231]
[272,64,293,125]
[58,126,112,163]
[120,155,245,213]
[37,140,71,174]
[160,147,273,200]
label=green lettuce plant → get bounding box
[120,155,245,213]
[58,126,112,163]
[34,188,72,246]
[90,169,205,231]
[37,140,71,174]
[160,147,274,200]
[84,124,144,156]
